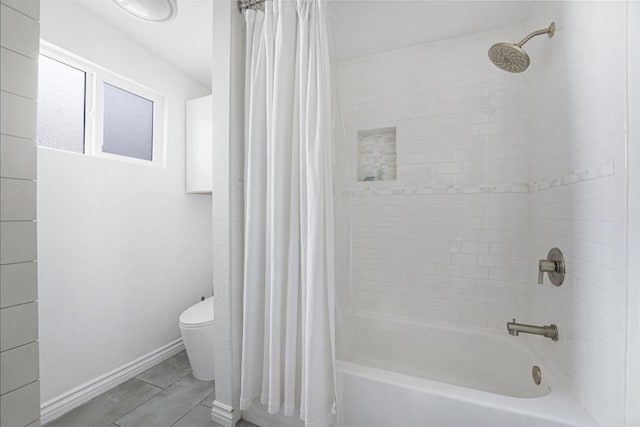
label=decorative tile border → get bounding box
[338,158,616,196]
[528,159,615,192]
[340,183,529,197]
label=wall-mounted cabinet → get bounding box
[186,95,212,193]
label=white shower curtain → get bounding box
[239,1,336,426]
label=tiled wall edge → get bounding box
[339,158,616,196]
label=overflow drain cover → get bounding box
[532,365,542,385]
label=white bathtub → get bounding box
[336,315,597,427]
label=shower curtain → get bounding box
[239,1,336,426]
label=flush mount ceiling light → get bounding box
[112,0,177,23]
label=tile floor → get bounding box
[45,351,258,427]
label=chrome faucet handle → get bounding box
[538,248,565,286]
[538,259,556,284]
[538,268,543,284]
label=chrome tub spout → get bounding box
[506,319,558,341]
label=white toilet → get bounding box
[179,297,215,381]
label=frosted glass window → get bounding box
[103,83,154,161]
[37,55,86,153]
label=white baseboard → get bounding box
[211,400,241,427]
[40,338,185,425]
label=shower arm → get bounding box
[516,23,556,47]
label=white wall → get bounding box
[525,3,628,425]
[336,25,533,335]
[627,2,640,425]
[37,0,212,404]
[0,0,41,425]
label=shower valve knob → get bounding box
[538,248,565,286]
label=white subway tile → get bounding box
[0,134,36,180]
[0,380,39,426]
[0,178,36,221]
[0,221,37,265]
[1,91,38,139]
[460,265,488,279]
[0,302,37,351]
[0,341,38,394]
[0,0,39,20]
[0,4,39,58]
[0,262,37,308]
[0,48,38,99]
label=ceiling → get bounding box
[329,1,534,61]
[69,0,213,89]
[67,1,534,88]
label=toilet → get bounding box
[179,297,215,381]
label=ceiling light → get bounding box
[112,0,178,23]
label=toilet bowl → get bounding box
[179,297,215,381]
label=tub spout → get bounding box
[506,318,558,341]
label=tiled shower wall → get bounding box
[335,3,629,426]
[346,192,530,330]
[0,1,626,425]
[336,26,534,331]
[525,3,628,425]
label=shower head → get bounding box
[488,22,555,73]
[488,43,530,73]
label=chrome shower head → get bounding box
[488,43,530,73]
[488,22,555,73]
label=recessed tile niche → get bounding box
[357,127,397,182]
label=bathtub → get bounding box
[336,315,597,427]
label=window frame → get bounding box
[39,41,167,167]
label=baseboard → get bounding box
[211,400,241,427]
[40,338,185,425]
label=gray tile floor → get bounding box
[45,351,258,427]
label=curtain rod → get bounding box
[238,0,269,12]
